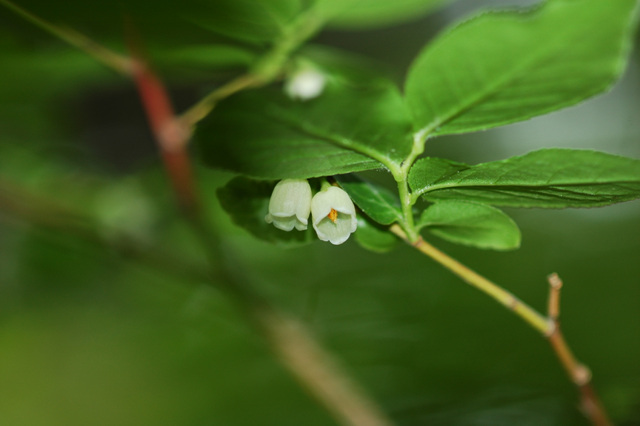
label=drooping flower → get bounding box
[265,179,312,231]
[284,68,326,101]
[311,186,357,245]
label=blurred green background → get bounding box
[1,0,639,425]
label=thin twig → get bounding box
[253,308,393,426]
[545,274,611,426]
[547,272,563,323]
[0,0,133,75]
[129,56,198,212]
[179,6,325,127]
[125,24,200,212]
[390,224,551,333]
[390,224,612,426]
[179,74,261,128]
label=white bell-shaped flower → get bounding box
[284,68,326,101]
[265,179,312,231]
[311,186,357,245]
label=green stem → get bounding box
[0,0,133,75]
[180,7,324,127]
[251,8,324,81]
[388,225,612,426]
[390,224,552,334]
[390,128,553,333]
[395,175,419,242]
[179,73,260,128]
[392,131,429,242]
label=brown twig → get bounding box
[547,272,563,323]
[253,308,393,426]
[545,273,611,426]
[124,23,199,213]
[130,57,198,213]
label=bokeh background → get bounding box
[1,0,639,424]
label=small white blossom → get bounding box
[311,186,357,245]
[284,68,326,101]
[265,179,312,231]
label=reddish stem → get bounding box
[129,49,197,212]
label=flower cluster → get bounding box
[265,179,357,245]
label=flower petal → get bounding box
[311,186,357,245]
[266,179,312,231]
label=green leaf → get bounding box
[318,0,451,29]
[1,0,293,49]
[191,0,304,44]
[195,79,413,179]
[418,201,521,250]
[336,174,402,225]
[157,45,256,72]
[407,156,468,187]
[217,177,315,246]
[295,45,397,85]
[405,0,639,138]
[410,149,640,208]
[354,216,397,253]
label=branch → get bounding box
[545,274,612,426]
[253,308,393,426]
[179,74,261,128]
[128,42,198,213]
[547,272,562,322]
[0,0,133,75]
[389,224,551,333]
[390,224,612,426]
[2,0,322,131]
[179,7,324,127]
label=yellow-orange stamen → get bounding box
[327,208,338,223]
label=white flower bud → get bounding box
[311,186,357,245]
[265,179,312,231]
[284,68,326,101]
